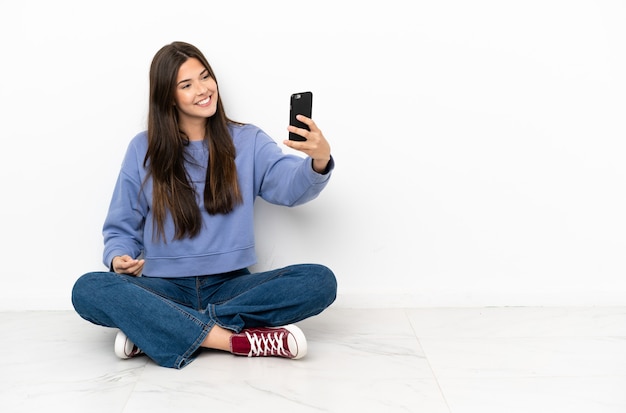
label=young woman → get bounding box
[71,41,337,369]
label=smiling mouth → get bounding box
[197,97,211,105]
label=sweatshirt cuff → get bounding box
[312,155,335,175]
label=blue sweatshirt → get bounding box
[102,123,334,278]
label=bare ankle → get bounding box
[201,324,233,352]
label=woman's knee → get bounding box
[71,272,112,312]
[310,264,338,305]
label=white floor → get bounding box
[1,307,625,413]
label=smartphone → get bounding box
[289,91,313,141]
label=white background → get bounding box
[1,0,624,310]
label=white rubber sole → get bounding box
[282,324,307,360]
[114,330,141,359]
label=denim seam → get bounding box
[175,319,216,369]
[151,288,215,368]
[209,269,286,306]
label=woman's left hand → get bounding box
[284,115,331,173]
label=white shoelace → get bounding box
[245,330,289,357]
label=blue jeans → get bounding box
[71,264,337,369]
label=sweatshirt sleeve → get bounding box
[253,130,335,206]
[102,139,149,269]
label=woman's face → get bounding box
[174,57,218,124]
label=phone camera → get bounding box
[295,94,301,99]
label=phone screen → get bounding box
[289,91,313,141]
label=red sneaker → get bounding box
[230,324,307,359]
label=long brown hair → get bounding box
[146,41,242,241]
